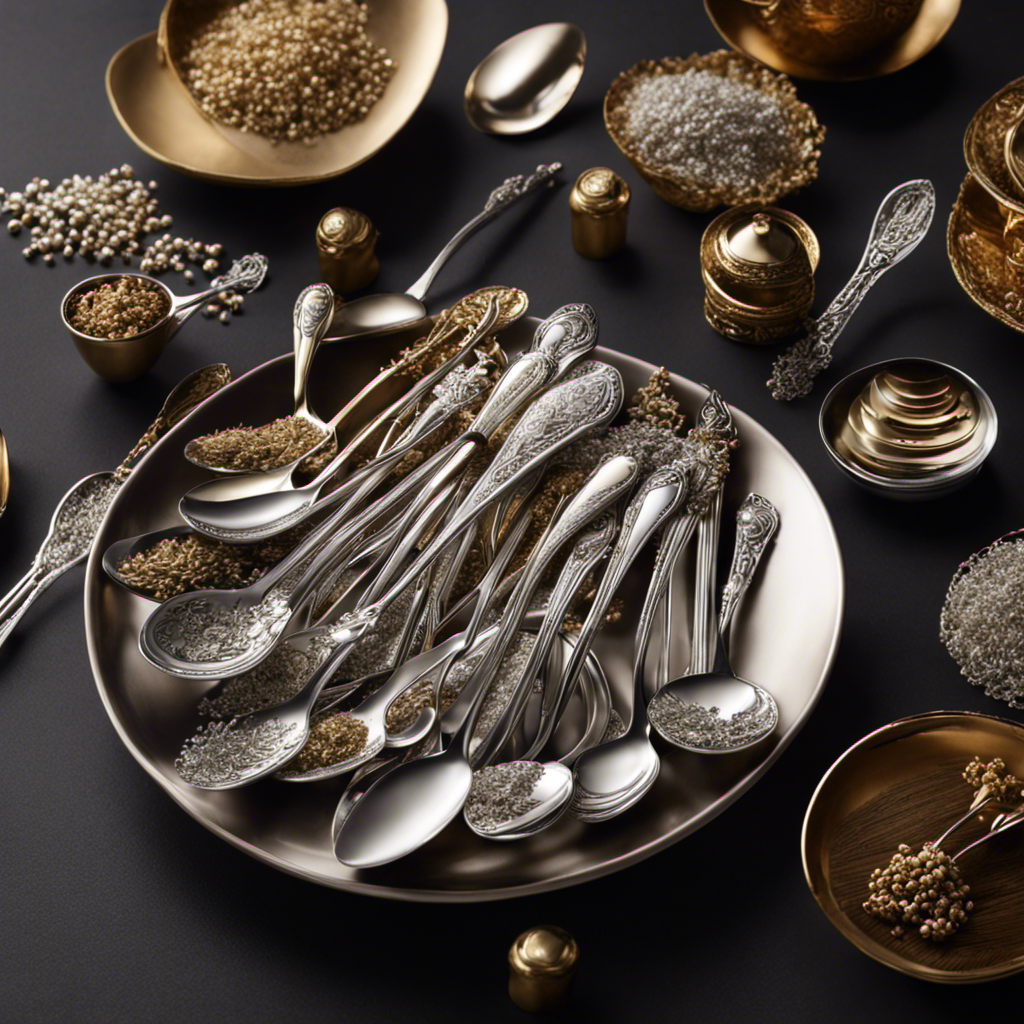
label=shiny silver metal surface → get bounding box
[85,321,843,900]
[768,180,936,401]
[463,24,586,135]
[324,164,561,342]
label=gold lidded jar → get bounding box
[508,925,579,1013]
[316,207,379,295]
[701,204,819,344]
[569,167,631,259]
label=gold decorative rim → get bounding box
[947,173,1024,335]
[963,75,1024,214]
[704,0,961,82]
[802,710,1024,983]
[603,50,824,212]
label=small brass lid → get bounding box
[316,207,376,255]
[726,211,798,263]
[508,926,578,1013]
[569,167,630,216]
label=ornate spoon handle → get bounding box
[405,163,562,301]
[292,284,335,421]
[768,179,935,401]
[718,494,780,635]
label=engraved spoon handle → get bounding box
[768,179,935,401]
[689,490,724,677]
[169,254,268,314]
[717,494,780,636]
[292,284,335,420]
[405,163,561,301]
[0,571,61,650]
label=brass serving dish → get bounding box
[803,711,1024,983]
[85,319,843,900]
[701,205,819,343]
[948,173,1024,334]
[704,0,960,81]
[603,50,824,212]
[106,0,448,186]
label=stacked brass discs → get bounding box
[701,205,819,344]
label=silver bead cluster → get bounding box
[175,0,395,145]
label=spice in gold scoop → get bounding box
[836,362,986,478]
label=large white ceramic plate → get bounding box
[85,319,844,900]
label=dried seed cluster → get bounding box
[963,756,1022,803]
[287,711,368,772]
[66,276,170,339]
[185,415,329,472]
[115,524,313,601]
[620,69,802,191]
[864,843,973,942]
[174,0,394,144]
[940,534,1024,708]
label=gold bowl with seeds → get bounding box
[603,50,824,212]
[106,0,448,186]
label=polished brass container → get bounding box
[569,167,630,259]
[820,358,997,500]
[316,207,380,295]
[508,926,578,1013]
[701,205,819,344]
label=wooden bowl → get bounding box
[603,50,824,212]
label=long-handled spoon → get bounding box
[647,496,780,755]
[324,163,561,343]
[0,364,232,651]
[171,362,625,785]
[768,179,935,401]
[178,294,518,540]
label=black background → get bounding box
[2,1,1023,1021]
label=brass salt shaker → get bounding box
[316,207,379,294]
[508,926,579,1013]
[569,167,630,259]
[701,206,819,344]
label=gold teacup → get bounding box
[744,0,924,64]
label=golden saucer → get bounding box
[105,0,448,186]
[948,174,1024,334]
[803,711,1024,983]
[704,0,960,81]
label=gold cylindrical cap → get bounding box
[569,167,630,259]
[508,925,579,1013]
[316,207,379,295]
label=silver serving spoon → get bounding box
[0,364,232,651]
[464,24,586,135]
[647,497,781,755]
[171,363,625,785]
[178,286,522,507]
[325,164,561,342]
[185,284,336,474]
[768,179,936,401]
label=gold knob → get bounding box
[508,926,579,1013]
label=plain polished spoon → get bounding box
[464,23,586,135]
[177,289,520,528]
[324,164,560,343]
[647,496,781,755]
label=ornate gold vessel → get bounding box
[701,205,819,343]
[316,207,380,294]
[508,926,579,1012]
[568,167,631,259]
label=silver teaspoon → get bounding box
[647,494,780,754]
[324,164,561,342]
[768,179,936,401]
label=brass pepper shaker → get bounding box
[316,207,379,294]
[508,925,579,1013]
[569,167,630,259]
[700,205,819,344]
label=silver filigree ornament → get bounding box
[483,162,562,213]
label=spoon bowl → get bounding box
[464,23,586,135]
[464,761,574,840]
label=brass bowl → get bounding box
[803,711,1024,983]
[704,0,961,82]
[947,173,1024,335]
[603,50,824,212]
[106,0,448,186]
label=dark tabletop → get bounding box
[2,1,1023,1021]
